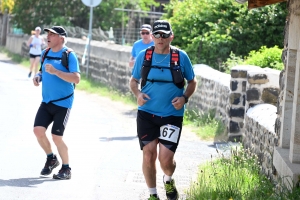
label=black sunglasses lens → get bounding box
[153,33,170,38]
[162,34,170,38]
[153,34,160,38]
[141,32,149,35]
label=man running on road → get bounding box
[32,26,80,180]
[129,20,197,200]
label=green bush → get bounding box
[221,51,244,74]
[163,0,287,69]
[221,46,284,73]
[244,45,284,70]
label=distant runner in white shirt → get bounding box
[27,26,45,78]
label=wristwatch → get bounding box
[182,94,189,103]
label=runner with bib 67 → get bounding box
[129,20,197,200]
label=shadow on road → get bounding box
[0,59,12,63]
[122,110,137,119]
[0,177,56,187]
[99,136,138,142]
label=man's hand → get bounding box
[45,64,57,75]
[33,73,42,86]
[129,60,135,67]
[137,93,150,106]
[171,96,185,110]
[129,57,135,68]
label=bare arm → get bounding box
[172,77,198,110]
[45,64,80,84]
[41,36,46,47]
[27,37,33,47]
[129,76,150,106]
[183,78,197,99]
[129,76,141,98]
[55,71,81,84]
[129,56,135,67]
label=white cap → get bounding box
[35,27,41,31]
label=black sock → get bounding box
[62,164,69,169]
[47,153,54,158]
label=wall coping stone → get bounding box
[247,68,280,88]
[246,103,277,133]
[231,65,261,71]
[193,64,231,88]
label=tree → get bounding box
[11,0,158,34]
[163,0,287,69]
[0,0,14,13]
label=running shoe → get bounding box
[53,167,71,180]
[164,177,179,200]
[28,72,32,78]
[148,194,160,200]
[40,154,60,175]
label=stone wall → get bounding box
[244,104,278,181]
[229,66,280,181]
[192,64,231,134]
[229,66,280,140]
[5,34,282,181]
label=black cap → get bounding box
[44,26,67,37]
[152,20,172,34]
[140,24,152,32]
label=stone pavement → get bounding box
[0,52,217,200]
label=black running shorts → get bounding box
[34,102,71,136]
[29,54,41,58]
[137,110,183,153]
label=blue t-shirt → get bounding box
[40,47,80,108]
[132,48,195,117]
[131,39,155,59]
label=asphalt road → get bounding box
[0,53,217,200]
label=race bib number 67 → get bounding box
[158,124,181,144]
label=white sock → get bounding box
[164,174,172,183]
[149,187,157,195]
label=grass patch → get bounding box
[0,46,30,66]
[184,109,225,141]
[186,146,300,200]
[76,77,136,107]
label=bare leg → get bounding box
[33,56,40,75]
[33,126,52,154]
[158,143,176,176]
[142,139,158,188]
[29,57,35,72]
[52,134,69,164]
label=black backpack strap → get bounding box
[44,56,62,60]
[141,46,155,89]
[49,92,74,103]
[39,47,51,72]
[61,48,73,70]
[170,47,185,89]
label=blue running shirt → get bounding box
[131,39,155,59]
[40,47,80,108]
[132,48,195,117]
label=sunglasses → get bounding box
[141,32,150,35]
[152,33,171,39]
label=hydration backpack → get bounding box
[39,47,75,103]
[141,46,185,89]
[39,47,73,72]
